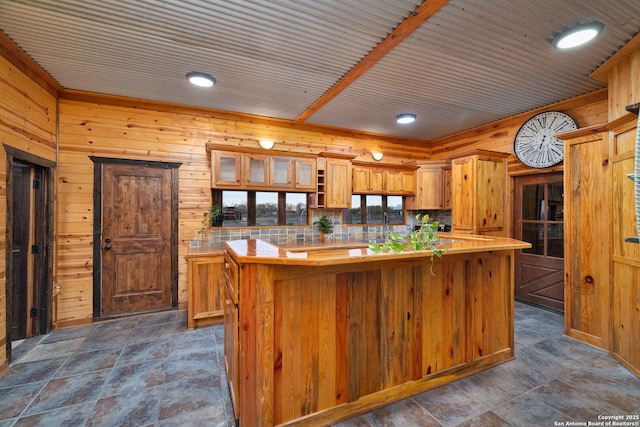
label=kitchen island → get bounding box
[223,234,530,426]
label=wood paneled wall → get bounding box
[0,54,58,367]
[56,94,433,327]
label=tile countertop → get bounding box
[224,233,531,267]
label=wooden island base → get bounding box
[224,237,530,426]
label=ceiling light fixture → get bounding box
[553,22,604,49]
[371,152,383,161]
[258,139,275,149]
[186,72,216,87]
[395,113,416,124]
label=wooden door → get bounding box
[514,173,564,311]
[10,162,31,340]
[97,161,177,317]
[5,147,54,362]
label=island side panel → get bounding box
[273,272,342,424]
[468,252,514,360]
[419,258,467,376]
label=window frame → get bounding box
[213,189,309,226]
[344,194,405,225]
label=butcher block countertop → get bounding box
[224,233,530,266]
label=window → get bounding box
[345,195,404,225]
[214,190,308,226]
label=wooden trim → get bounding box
[295,0,450,123]
[0,31,63,96]
[590,32,640,83]
[205,144,316,159]
[446,148,510,160]
[54,317,92,330]
[351,160,419,170]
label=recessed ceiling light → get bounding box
[186,72,216,87]
[553,22,604,49]
[396,113,416,124]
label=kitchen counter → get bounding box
[223,234,530,426]
[225,233,529,265]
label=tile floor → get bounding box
[0,303,639,427]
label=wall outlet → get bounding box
[55,284,62,294]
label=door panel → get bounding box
[514,173,565,312]
[101,164,173,315]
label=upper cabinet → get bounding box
[450,150,508,235]
[269,156,294,187]
[212,151,242,187]
[353,166,385,193]
[208,145,316,192]
[405,161,451,210]
[294,158,316,190]
[351,162,416,196]
[324,156,353,208]
[243,154,270,187]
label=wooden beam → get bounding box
[295,0,450,123]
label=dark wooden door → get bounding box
[10,162,31,340]
[514,173,565,312]
[100,163,174,316]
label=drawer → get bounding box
[224,253,239,304]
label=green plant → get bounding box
[368,213,446,274]
[200,204,223,232]
[314,215,333,234]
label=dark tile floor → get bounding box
[1,303,639,427]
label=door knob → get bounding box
[104,245,112,251]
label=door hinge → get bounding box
[30,307,38,318]
[31,245,39,254]
[33,179,40,189]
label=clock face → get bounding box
[514,111,577,168]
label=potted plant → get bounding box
[368,213,446,274]
[199,204,223,237]
[314,215,333,242]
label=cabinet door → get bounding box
[565,134,611,349]
[442,167,452,210]
[386,170,403,194]
[401,170,416,195]
[352,166,370,193]
[187,255,225,329]
[270,156,294,187]
[224,284,239,417]
[415,168,443,208]
[451,157,475,232]
[295,159,317,190]
[243,154,270,187]
[369,169,385,193]
[212,151,242,187]
[475,157,506,232]
[326,159,352,208]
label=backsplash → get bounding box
[191,209,451,247]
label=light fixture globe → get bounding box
[186,72,216,87]
[553,22,604,49]
[395,113,416,124]
[258,139,275,149]
[371,152,383,161]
